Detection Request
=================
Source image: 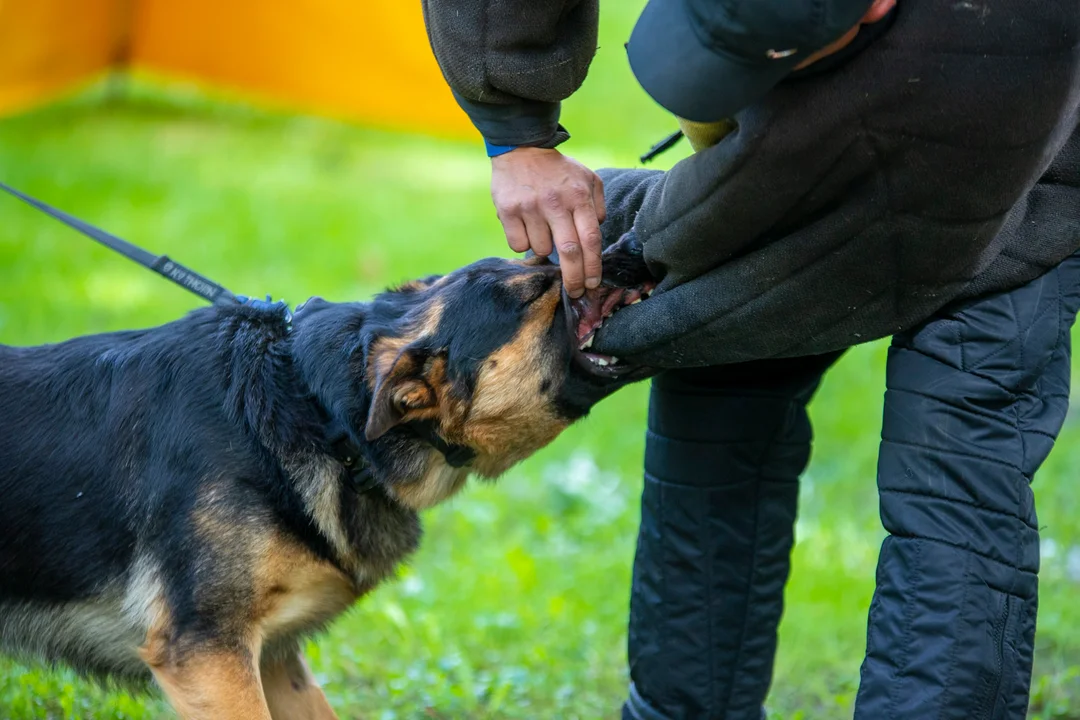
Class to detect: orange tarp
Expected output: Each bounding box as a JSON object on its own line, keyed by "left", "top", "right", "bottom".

{"left": 0, "top": 0, "right": 129, "bottom": 116}
{"left": 0, "top": 0, "right": 475, "bottom": 141}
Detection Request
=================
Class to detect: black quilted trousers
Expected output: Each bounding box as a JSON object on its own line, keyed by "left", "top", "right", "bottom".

{"left": 623, "top": 351, "right": 843, "bottom": 720}
{"left": 855, "top": 251, "right": 1080, "bottom": 719}
{"left": 623, "top": 252, "right": 1080, "bottom": 720}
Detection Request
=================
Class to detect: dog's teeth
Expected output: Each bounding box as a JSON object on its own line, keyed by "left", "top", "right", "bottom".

{"left": 610, "top": 357, "right": 620, "bottom": 364}
{"left": 630, "top": 298, "right": 642, "bottom": 305}
{"left": 596, "top": 358, "right": 610, "bottom": 367}
{"left": 580, "top": 336, "right": 594, "bottom": 350}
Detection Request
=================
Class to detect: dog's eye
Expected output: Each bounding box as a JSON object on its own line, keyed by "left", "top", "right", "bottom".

{"left": 521, "top": 289, "right": 545, "bottom": 307}
{"left": 519, "top": 277, "right": 555, "bottom": 308}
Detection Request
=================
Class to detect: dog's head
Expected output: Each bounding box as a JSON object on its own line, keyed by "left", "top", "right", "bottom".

{"left": 291, "top": 236, "right": 655, "bottom": 510}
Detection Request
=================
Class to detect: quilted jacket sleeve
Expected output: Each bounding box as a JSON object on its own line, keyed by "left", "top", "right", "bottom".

{"left": 420, "top": 0, "right": 599, "bottom": 147}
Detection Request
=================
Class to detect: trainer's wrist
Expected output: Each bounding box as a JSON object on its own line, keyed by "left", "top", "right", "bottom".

{"left": 484, "top": 139, "right": 519, "bottom": 158}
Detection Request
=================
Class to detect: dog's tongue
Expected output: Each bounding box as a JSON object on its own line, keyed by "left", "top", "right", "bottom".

{"left": 573, "top": 287, "right": 627, "bottom": 341}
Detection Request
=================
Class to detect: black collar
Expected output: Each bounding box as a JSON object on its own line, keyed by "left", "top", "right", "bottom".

{"left": 409, "top": 420, "right": 477, "bottom": 468}
{"left": 329, "top": 434, "right": 380, "bottom": 494}
{"left": 329, "top": 422, "right": 476, "bottom": 495}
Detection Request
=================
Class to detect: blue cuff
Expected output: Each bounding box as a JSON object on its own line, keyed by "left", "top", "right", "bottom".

{"left": 484, "top": 139, "right": 518, "bottom": 158}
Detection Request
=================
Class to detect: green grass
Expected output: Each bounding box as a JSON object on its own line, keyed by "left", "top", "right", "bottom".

{"left": 2, "top": 5, "right": 1080, "bottom": 718}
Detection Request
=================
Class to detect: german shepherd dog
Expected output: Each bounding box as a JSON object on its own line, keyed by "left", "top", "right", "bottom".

{"left": 0, "top": 235, "right": 654, "bottom": 719}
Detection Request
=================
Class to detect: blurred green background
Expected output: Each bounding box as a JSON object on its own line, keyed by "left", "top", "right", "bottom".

{"left": 2, "top": 4, "right": 1079, "bottom": 719}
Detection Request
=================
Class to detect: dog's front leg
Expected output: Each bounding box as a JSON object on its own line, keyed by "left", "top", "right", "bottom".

{"left": 140, "top": 634, "right": 272, "bottom": 720}
{"left": 262, "top": 648, "right": 340, "bottom": 720}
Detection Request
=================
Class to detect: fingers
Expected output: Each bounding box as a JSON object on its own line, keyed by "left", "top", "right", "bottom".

{"left": 592, "top": 171, "right": 607, "bottom": 225}
{"left": 501, "top": 215, "right": 529, "bottom": 254}
{"left": 567, "top": 171, "right": 605, "bottom": 292}
{"left": 489, "top": 148, "right": 607, "bottom": 297}
{"left": 549, "top": 211, "right": 585, "bottom": 297}
{"left": 521, "top": 205, "right": 554, "bottom": 258}
{"left": 573, "top": 205, "right": 603, "bottom": 292}
{"left": 495, "top": 195, "right": 553, "bottom": 258}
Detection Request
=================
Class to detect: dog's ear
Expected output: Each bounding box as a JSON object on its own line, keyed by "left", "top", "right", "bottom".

{"left": 365, "top": 349, "right": 438, "bottom": 441}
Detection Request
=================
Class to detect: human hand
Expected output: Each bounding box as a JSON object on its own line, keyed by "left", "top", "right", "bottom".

{"left": 491, "top": 147, "right": 606, "bottom": 298}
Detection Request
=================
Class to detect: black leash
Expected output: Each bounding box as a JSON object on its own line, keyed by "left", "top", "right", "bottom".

{"left": 0, "top": 180, "right": 239, "bottom": 307}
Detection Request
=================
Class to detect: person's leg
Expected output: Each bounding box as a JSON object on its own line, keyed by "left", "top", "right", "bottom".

{"left": 623, "top": 351, "right": 843, "bottom": 720}
{"left": 855, "top": 252, "right": 1080, "bottom": 719}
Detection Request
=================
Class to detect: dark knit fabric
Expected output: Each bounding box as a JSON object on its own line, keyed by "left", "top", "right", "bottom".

{"left": 420, "top": 0, "right": 598, "bottom": 147}
{"left": 590, "top": 0, "right": 1080, "bottom": 367}
{"left": 423, "top": 0, "right": 1080, "bottom": 369}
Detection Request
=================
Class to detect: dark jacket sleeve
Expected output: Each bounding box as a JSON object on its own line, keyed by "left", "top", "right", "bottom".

{"left": 596, "top": 168, "right": 664, "bottom": 244}
{"left": 420, "top": 0, "right": 599, "bottom": 147}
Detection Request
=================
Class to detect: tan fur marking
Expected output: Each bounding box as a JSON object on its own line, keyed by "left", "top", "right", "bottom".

{"left": 395, "top": 280, "right": 426, "bottom": 293}
{"left": 262, "top": 650, "right": 339, "bottom": 720}
{"left": 464, "top": 286, "right": 569, "bottom": 475}
{"left": 253, "top": 532, "right": 359, "bottom": 644}
{"left": 388, "top": 451, "right": 469, "bottom": 510}
{"left": 505, "top": 272, "right": 541, "bottom": 287}
{"left": 397, "top": 379, "right": 434, "bottom": 409}
{"left": 137, "top": 589, "right": 175, "bottom": 670}
{"left": 145, "top": 647, "right": 271, "bottom": 720}
{"left": 140, "top": 606, "right": 270, "bottom": 720}
{"left": 393, "top": 277, "right": 435, "bottom": 294}
{"left": 139, "top": 506, "right": 355, "bottom": 719}
{"left": 425, "top": 356, "right": 470, "bottom": 428}
{"left": 414, "top": 297, "right": 445, "bottom": 338}
{"left": 366, "top": 296, "right": 446, "bottom": 393}
{"left": 396, "top": 272, "right": 452, "bottom": 294}
{"left": 189, "top": 482, "right": 242, "bottom": 543}
{"left": 286, "top": 455, "right": 357, "bottom": 578}
{"left": 368, "top": 336, "right": 411, "bottom": 390}
{"left": 189, "top": 484, "right": 357, "bottom": 643}
{"left": 122, "top": 553, "right": 166, "bottom": 632}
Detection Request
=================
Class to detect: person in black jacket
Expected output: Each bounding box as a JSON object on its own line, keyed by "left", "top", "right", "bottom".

{"left": 421, "top": 0, "right": 1080, "bottom": 718}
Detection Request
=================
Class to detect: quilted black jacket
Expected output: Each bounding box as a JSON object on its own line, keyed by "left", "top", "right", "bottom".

{"left": 423, "top": 0, "right": 1080, "bottom": 368}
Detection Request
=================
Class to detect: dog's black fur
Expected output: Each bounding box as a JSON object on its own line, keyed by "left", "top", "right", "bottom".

{"left": 0, "top": 238, "right": 653, "bottom": 718}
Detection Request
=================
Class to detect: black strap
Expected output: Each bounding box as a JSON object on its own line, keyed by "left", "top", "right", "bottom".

{"left": 410, "top": 420, "right": 476, "bottom": 468}
{"left": 331, "top": 422, "right": 476, "bottom": 496}
{"left": 0, "top": 180, "right": 239, "bottom": 307}
{"left": 640, "top": 130, "right": 685, "bottom": 164}
{"left": 330, "top": 435, "right": 381, "bottom": 494}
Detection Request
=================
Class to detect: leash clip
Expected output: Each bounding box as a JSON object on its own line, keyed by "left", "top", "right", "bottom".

{"left": 235, "top": 294, "right": 293, "bottom": 325}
